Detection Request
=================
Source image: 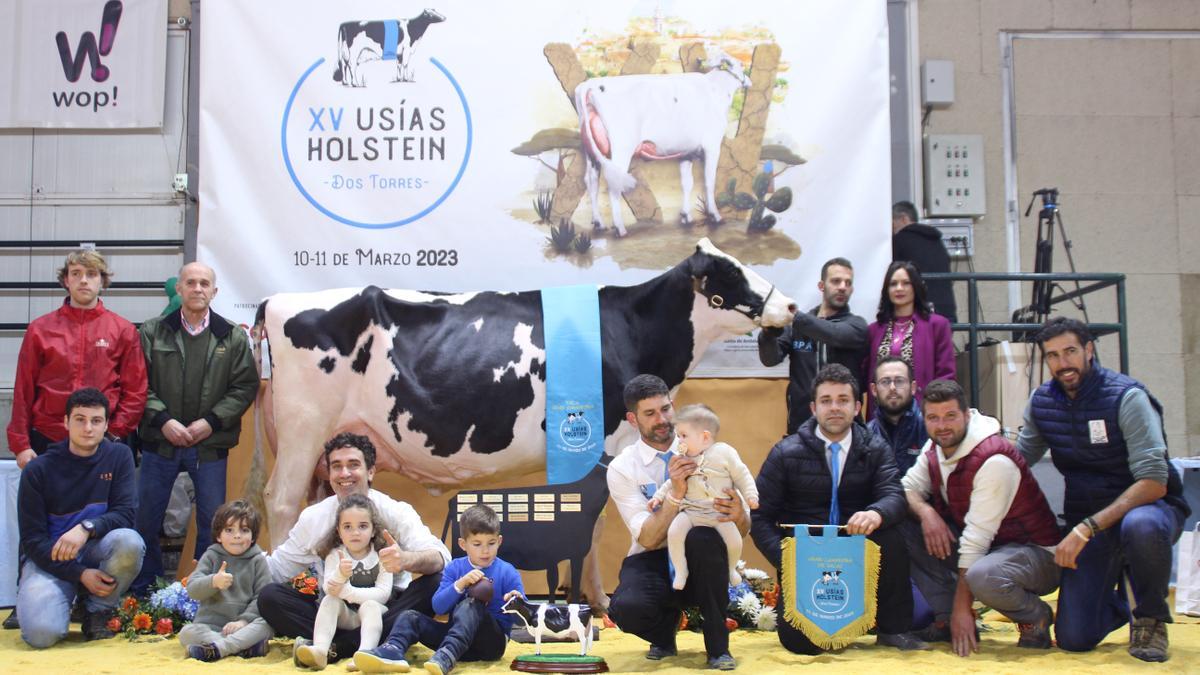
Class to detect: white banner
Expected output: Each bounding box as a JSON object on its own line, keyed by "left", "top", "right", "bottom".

{"left": 0, "top": 0, "right": 167, "bottom": 128}
{"left": 198, "top": 0, "right": 892, "bottom": 376}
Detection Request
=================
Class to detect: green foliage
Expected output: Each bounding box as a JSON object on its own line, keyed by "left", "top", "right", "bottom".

{"left": 573, "top": 231, "right": 592, "bottom": 253}
{"left": 715, "top": 171, "right": 793, "bottom": 233}
{"left": 548, "top": 220, "right": 577, "bottom": 253}
{"left": 533, "top": 191, "right": 554, "bottom": 224}
{"left": 547, "top": 219, "right": 593, "bottom": 256}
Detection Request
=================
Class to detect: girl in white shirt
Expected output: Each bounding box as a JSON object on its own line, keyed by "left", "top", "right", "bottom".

{"left": 295, "top": 493, "right": 394, "bottom": 670}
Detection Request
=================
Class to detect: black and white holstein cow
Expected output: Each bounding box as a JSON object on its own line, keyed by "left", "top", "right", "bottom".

{"left": 501, "top": 595, "right": 593, "bottom": 656}
{"left": 252, "top": 239, "right": 795, "bottom": 601}
{"left": 575, "top": 46, "right": 750, "bottom": 237}
{"left": 332, "top": 9, "right": 445, "bottom": 86}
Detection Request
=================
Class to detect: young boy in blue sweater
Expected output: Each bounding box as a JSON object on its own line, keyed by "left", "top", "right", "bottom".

{"left": 354, "top": 504, "right": 523, "bottom": 674}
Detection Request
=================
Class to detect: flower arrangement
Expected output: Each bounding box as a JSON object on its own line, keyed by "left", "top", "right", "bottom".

{"left": 681, "top": 560, "right": 777, "bottom": 632}
{"left": 109, "top": 580, "right": 197, "bottom": 640}
{"left": 291, "top": 570, "right": 320, "bottom": 595}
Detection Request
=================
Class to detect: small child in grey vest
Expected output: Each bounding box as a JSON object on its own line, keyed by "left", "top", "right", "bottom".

{"left": 180, "top": 499, "right": 273, "bottom": 661}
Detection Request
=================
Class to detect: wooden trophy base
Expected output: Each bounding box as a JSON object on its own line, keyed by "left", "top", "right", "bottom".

{"left": 510, "top": 654, "right": 608, "bottom": 673}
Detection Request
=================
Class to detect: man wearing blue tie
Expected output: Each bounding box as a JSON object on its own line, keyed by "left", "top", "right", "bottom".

{"left": 751, "top": 364, "right": 927, "bottom": 654}
{"left": 606, "top": 375, "right": 747, "bottom": 671}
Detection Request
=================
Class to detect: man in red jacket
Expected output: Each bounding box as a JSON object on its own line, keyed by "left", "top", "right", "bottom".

{"left": 7, "top": 249, "right": 147, "bottom": 468}
{"left": 901, "top": 379, "right": 1060, "bottom": 657}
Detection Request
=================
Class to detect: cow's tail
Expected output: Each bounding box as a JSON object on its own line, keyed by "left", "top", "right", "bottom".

{"left": 575, "top": 84, "right": 637, "bottom": 195}
{"left": 243, "top": 300, "right": 272, "bottom": 523}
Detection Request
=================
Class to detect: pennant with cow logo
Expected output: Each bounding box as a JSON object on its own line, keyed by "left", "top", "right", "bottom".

{"left": 541, "top": 284, "right": 604, "bottom": 484}
{"left": 781, "top": 525, "right": 880, "bottom": 649}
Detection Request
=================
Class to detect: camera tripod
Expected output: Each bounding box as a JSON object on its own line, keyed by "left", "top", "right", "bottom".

{"left": 1012, "top": 187, "right": 1090, "bottom": 338}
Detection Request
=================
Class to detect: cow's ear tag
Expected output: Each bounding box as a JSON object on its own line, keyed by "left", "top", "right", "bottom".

{"left": 709, "top": 294, "right": 724, "bottom": 308}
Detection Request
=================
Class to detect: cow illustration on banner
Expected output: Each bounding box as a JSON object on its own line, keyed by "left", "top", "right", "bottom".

{"left": 332, "top": 9, "right": 445, "bottom": 87}
{"left": 781, "top": 525, "right": 881, "bottom": 649}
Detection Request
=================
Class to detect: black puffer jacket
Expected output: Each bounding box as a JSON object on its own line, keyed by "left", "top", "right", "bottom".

{"left": 750, "top": 418, "right": 906, "bottom": 569}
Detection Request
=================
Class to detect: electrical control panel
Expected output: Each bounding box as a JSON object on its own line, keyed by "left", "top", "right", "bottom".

{"left": 925, "top": 134, "right": 985, "bottom": 217}
{"left": 925, "top": 217, "right": 974, "bottom": 259}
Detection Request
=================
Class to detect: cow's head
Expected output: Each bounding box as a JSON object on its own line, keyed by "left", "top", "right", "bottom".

{"left": 501, "top": 594, "right": 534, "bottom": 625}
{"left": 685, "top": 238, "right": 796, "bottom": 333}
{"left": 703, "top": 46, "right": 750, "bottom": 89}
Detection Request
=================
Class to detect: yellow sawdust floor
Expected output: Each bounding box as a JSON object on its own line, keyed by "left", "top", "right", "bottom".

{"left": 2, "top": 611, "right": 1198, "bottom": 675}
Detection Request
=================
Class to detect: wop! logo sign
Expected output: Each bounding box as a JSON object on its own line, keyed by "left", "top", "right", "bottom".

{"left": 0, "top": 0, "right": 165, "bottom": 128}
{"left": 281, "top": 8, "right": 473, "bottom": 229}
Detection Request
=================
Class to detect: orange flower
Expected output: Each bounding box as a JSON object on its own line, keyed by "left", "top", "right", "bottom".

{"left": 121, "top": 596, "right": 139, "bottom": 613}
{"left": 132, "top": 612, "right": 152, "bottom": 631}
{"left": 155, "top": 618, "right": 174, "bottom": 635}
{"left": 762, "top": 589, "right": 777, "bottom": 608}
{"left": 724, "top": 617, "right": 738, "bottom": 632}
{"left": 106, "top": 617, "right": 123, "bottom": 633}
{"left": 678, "top": 612, "right": 688, "bottom": 631}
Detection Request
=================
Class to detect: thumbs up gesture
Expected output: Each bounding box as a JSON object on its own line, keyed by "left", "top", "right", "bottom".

{"left": 212, "top": 561, "right": 233, "bottom": 590}
{"left": 379, "top": 529, "right": 409, "bottom": 574}
{"left": 337, "top": 550, "right": 354, "bottom": 579}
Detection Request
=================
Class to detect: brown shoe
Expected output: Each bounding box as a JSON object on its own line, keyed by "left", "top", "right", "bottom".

{"left": 82, "top": 610, "right": 116, "bottom": 641}
{"left": 1016, "top": 601, "right": 1053, "bottom": 649}
{"left": 1128, "top": 617, "right": 1168, "bottom": 662}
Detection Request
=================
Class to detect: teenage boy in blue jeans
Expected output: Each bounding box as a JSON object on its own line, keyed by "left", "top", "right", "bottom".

{"left": 16, "top": 387, "right": 144, "bottom": 648}
{"left": 355, "top": 504, "right": 523, "bottom": 674}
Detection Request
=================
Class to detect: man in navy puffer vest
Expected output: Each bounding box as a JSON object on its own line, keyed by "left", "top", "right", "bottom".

{"left": 1017, "top": 317, "right": 1189, "bottom": 663}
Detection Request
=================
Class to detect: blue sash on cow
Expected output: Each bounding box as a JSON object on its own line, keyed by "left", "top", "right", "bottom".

{"left": 541, "top": 285, "right": 604, "bottom": 484}
{"left": 382, "top": 20, "right": 400, "bottom": 60}
{"left": 781, "top": 525, "right": 880, "bottom": 649}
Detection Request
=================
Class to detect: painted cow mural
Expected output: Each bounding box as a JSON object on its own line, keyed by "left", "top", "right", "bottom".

{"left": 575, "top": 46, "right": 750, "bottom": 236}
{"left": 251, "top": 238, "right": 795, "bottom": 603}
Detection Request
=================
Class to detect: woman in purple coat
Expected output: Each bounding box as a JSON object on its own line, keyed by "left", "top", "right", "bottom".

{"left": 863, "top": 261, "right": 956, "bottom": 416}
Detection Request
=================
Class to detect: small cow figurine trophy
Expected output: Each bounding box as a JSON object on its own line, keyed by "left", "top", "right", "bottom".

{"left": 502, "top": 594, "right": 606, "bottom": 673}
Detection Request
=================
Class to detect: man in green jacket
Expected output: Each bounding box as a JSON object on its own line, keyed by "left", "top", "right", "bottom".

{"left": 131, "top": 262, "right": 258, "bottom": 595}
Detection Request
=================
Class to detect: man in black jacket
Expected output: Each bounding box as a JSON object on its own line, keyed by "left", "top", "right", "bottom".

{"left": 892, "top": 201, "right": 957, "bottom": 322}
{"left": 752, "top": 364, "right": 926, "bottom": 654}
{"left": 757, "top": 257, "right": 867, "bottom": 434}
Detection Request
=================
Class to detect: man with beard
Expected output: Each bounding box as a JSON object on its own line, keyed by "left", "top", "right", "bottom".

{"left": 758, "top": 257, "right": 867, "bottom": 434}
{"left": 752, "top": 364, "right": 926, "bottom": 654}
{"left": 867, "top": 356, "right": 927, "bottom": 475}
{"left": 1017, "top": 317, "right": 1189, "bottom": 662}
{"left": 902, "top": 380, "right": 1060, "bottom": 657}
{"left": 258, "top": 432, "right": 450, "bottom": 666}
{"left": 607, "top": 375, "right": 747, "bottom": 671}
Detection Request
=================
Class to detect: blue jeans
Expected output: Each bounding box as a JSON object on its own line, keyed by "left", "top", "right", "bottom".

{"left": 383, "top": 600, "right": 507, "bottom": 667}
{"left": 1056, "top": 500, "right": 1185, "bottom": 651}
{"left": 17, "top": 528, "right": 144, "bottom": 648}
{"left": 132, "top": 447, "right": 227, "bottom": 594}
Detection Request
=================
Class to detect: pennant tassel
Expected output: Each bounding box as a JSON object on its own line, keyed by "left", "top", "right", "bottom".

{"left": 781, "top": 535, "right": 882, "bottom": 650}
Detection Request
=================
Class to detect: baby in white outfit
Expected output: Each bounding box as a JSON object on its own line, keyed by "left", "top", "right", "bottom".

{"left": 648, "top": 404, "right": 759, "bottom": 589}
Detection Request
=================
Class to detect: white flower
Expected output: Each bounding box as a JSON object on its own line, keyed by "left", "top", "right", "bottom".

{"left": 742, "top": 567, "right": 768, "bottom": 582}
{"left": 736, "top": 593, "right": 762, "bottom": 617}
{"left": 735, "top": 559, "right": 747, "bottom": 572}
{"left": 756, "top": 607, "right": 777, "bottom": 631}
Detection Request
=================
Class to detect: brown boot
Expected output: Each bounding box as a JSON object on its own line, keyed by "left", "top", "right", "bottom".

{"left": 1128, "top": 617, "right": 1168, "bottom": 662}
{"left": 1016, "top": 601, "right": 1053, "bottom": 649}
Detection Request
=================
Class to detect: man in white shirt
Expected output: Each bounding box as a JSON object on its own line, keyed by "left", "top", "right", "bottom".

{"left": 902, "top": 379, "right": 1060, "bottom": 657}
{"left": 606, "top": 375, "right": 747, "bottom": 671}
{"left": 257, "top": 432, "right": 451, "bottom": 665}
